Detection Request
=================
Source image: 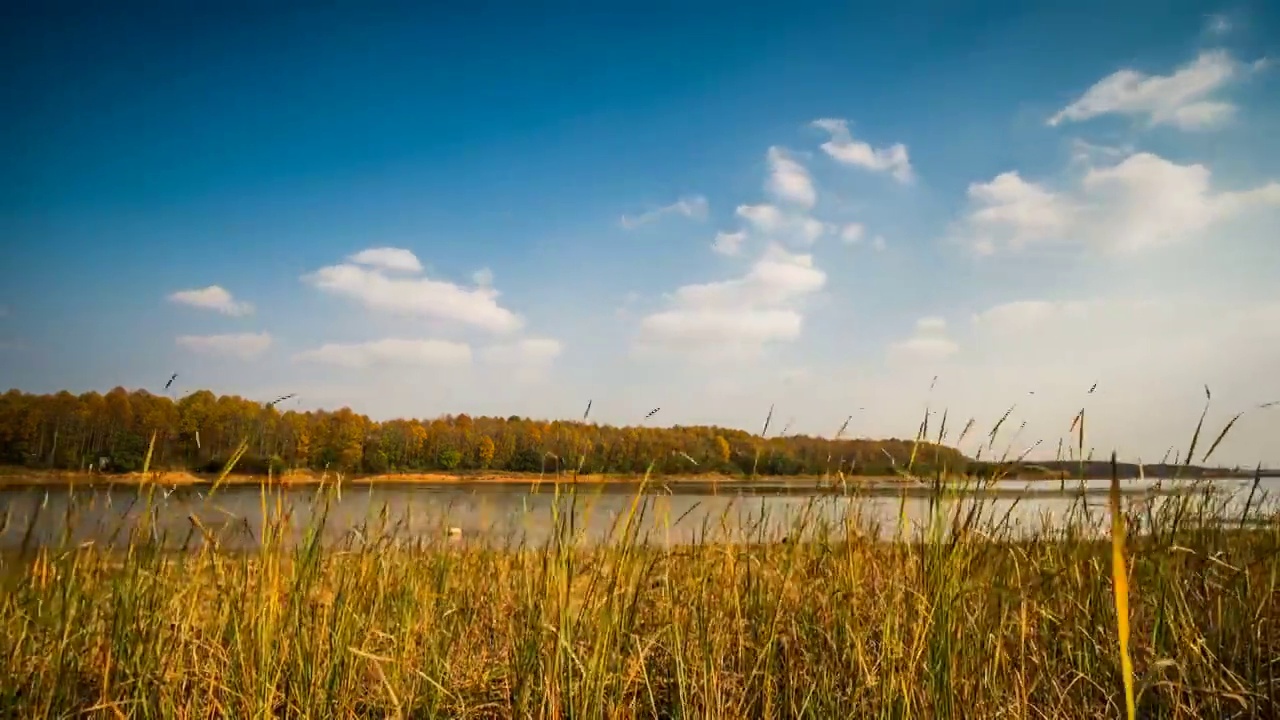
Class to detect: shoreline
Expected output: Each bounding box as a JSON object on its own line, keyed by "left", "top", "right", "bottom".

{"left": 0, "top": 465, "right": 1252, "bottom": 489}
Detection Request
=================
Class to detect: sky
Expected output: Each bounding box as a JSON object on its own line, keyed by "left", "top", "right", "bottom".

{"left": 2, "top": 2, "right": 1279, "bottom": 466}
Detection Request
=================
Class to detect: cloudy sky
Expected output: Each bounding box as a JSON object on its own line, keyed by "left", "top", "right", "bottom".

{"left": 2, "top": 2, "right": 1279, "bottom": 465}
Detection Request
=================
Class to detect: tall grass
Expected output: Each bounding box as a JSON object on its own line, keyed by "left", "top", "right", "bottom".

{"left": 1, "top": 475, "right": 1276, "bottom": 717}
{"left": 1, "top": 408, "right": 1278, "bottom": 718}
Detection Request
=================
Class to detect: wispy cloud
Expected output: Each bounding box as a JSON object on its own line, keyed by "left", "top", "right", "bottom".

{"left": 293, "top": 338, "right": 472, "bottom": 368}
{"left": 1204, "top": 13, "right": 1232, "bottom": 36}
{"left": 1048, "top": 50, "right": 1263, "bottom": 131}
{"left": 619, "top": 195, "right": 709, "bottom": 229}
{"left": 175, "top": 332, "right": 272, "bottom": 359}
{"left": 479, "top": 337, "right": 563, "bottom": 365}
{"left": 711, "top": 231, "right": 747, "bottom": 256}
{"left": 811, "top": 118, "right": 913, "bottom": 183}
{"left": 167, "top": 285, "right": 254, "bottom": 316}
{"left": 888, "top": 316, "right": 958, "bottom": 362}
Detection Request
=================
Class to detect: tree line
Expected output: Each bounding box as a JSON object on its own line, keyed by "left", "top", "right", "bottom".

{"left": 0, "top": 387, "right": 972, "bottom": 477}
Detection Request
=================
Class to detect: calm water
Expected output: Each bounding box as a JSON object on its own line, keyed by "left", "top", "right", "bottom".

{"left": 0, "top": 476, "right": 1274, "bottom": 551}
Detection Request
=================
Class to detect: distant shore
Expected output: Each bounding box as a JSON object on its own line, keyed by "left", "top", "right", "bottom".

{"left": 0, "top": 467, "right": 846, "bottom": 488}
{"left": 0, "top": 464, "right": 1256, "bottom": 489}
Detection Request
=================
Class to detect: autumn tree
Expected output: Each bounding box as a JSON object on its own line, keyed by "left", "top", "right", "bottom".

{"left": 0, "top": 387, "right": 973, "bottom": 478}
{"left": 476, "top": 435, "right": 495, "bottom": 469}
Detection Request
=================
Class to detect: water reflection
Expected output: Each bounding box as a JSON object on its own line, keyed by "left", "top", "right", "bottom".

{"left": 0, "top": 476, "right": 1274, "bottom": 552}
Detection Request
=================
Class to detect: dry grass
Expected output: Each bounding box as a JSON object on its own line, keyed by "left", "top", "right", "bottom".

{"left": 0, "top": 473, "right": 1277, "bottom": 719}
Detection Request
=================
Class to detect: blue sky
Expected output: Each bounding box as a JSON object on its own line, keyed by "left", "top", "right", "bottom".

{"left": 3, "top": 2, "right": 1279, "bottom": 465}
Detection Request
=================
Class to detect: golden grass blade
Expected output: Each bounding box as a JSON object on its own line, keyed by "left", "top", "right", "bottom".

{"left": 1108, "top": 452, "right": 1137, "bottom": 720}
{"left": 1200, "top": 412, "right": 1243, "bottom": 464}
{"left": 140, "top": 430, "right": 157, "bottom": 478}
{"left": 209, "top": 437, "right": 251, "bottom": 496}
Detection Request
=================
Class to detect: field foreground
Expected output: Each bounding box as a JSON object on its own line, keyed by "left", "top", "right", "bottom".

{"left": 1, "top": 489, "right": 1278, "bottom": 718}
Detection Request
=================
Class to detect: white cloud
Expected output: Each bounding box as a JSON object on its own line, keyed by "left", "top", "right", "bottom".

{"left": 480, "top": 337, "right": 563, "bottom": 365}
{"left": 167, "top": 285, "right": 254, "bottom": 317}
{"left": 472, "top": 267, "right": 494, "bottom": 287}
{"left": 736, "top": 204, "right": 784, "bottom": 234}
{"left": 811, "top": 118, "right": 913, "bottom": 183}
{"left": 872, "top": 235, "right": 887, "bottom": 252}
{"left": 915, "top": 316, "right": 947, "bottom": 333}
{"left": 920, "top": 293, "right": 1280, "bottom": 464}
{"left": 971, "top": 299, "right": 1092, "bottom": 334}
{"left": 637, "top": 243, "right": 826, "bottom": 355}
{"left": 961, "top": 172, "right": 1073, "bottom": 255}
{"left": 348, "top": 247, "right": 424, "bottom": 273}
{"left": 620, "top": 195, "right": 709, "bottom": 229}
{"left": 955, "top": 152, "right": 1280, "bottom": 255}
{"left": 840, "top": 223, "right": 865, "bottom": 244}
{"left": 477, "top": 337, "right": 564, "bottom": 382}
{"left": 712, "top": 231, "right": 746, "bottom": 256}
{"left": 293, "top": 338, "right": 472, "bottom": 368}
{"left": 735, "top": 204, "right": 826, "bottom": 247}
{"left": 1048, "top": 50, "right": 1262, "bottom": 131}
{"left": 302, "top": 248, "right": 522, "bottom": 333}
{"left": 888, "top": 316, "right": 959, "bottom": 362}
{"left": 765, "top": 146, "right": 816, "bottom": 208}
{"left": 175, "top": 332, "right": 272, "bottom": 360}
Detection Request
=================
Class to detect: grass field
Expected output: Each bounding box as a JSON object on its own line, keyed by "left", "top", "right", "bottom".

{"left": 1, "top": 464, "right": 1277, "bottom": 719}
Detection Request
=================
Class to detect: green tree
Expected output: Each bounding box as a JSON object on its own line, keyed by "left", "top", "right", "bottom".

{"left": 438, "top": 447, "right": 462, "bottom": 470}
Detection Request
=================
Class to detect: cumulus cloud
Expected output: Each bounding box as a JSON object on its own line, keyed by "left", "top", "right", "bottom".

{"left": 711, "top": 231, "right": 747, "bottom": 256}
{"left": 348, "top": 247, "right": 424, "bottom": 273}
{"left": 620, "top": 195, "right": 709, "bottom": 229}
{"left": 302, "top": 247, "right": 522, "bottom": 333}
{"left": 960, "top": 172, "right": 1074, "bottom": 255}
{"left": 811, "top": 118, "right": 913, "bottom": 183}
{"left": 293, "top": 338, "right": 472, "bottom": 368}
{"left": 1048, "top": 50, "right": 1263, "bottom": 131}
{"left": 956, "top": 152, "right": 1280, "bottom": 255}
{"left": 888, "top": 317, "right": 959, "bottom": 362}
{"left": 765, "top": 147, "right": 816, "bottom": 208}
{"left": 472, "top": 267, "right": 494, "bottom": 287}
{"left": 636, "top": 243, "right": 826, "bottom": 355}
{"left": 175, "top": 332, "right": 272, "bottom": 360}
{"left": 167, "top": 285, "right": 254, "bottom": 316}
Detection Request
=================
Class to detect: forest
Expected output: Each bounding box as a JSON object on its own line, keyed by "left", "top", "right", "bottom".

{"left": 0, "top": 387, "right": 973, "bottom": 478}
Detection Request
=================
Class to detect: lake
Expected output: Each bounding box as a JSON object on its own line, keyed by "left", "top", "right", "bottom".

{"left": 1, "top": 475, "right": 1274, "bottom": 551}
